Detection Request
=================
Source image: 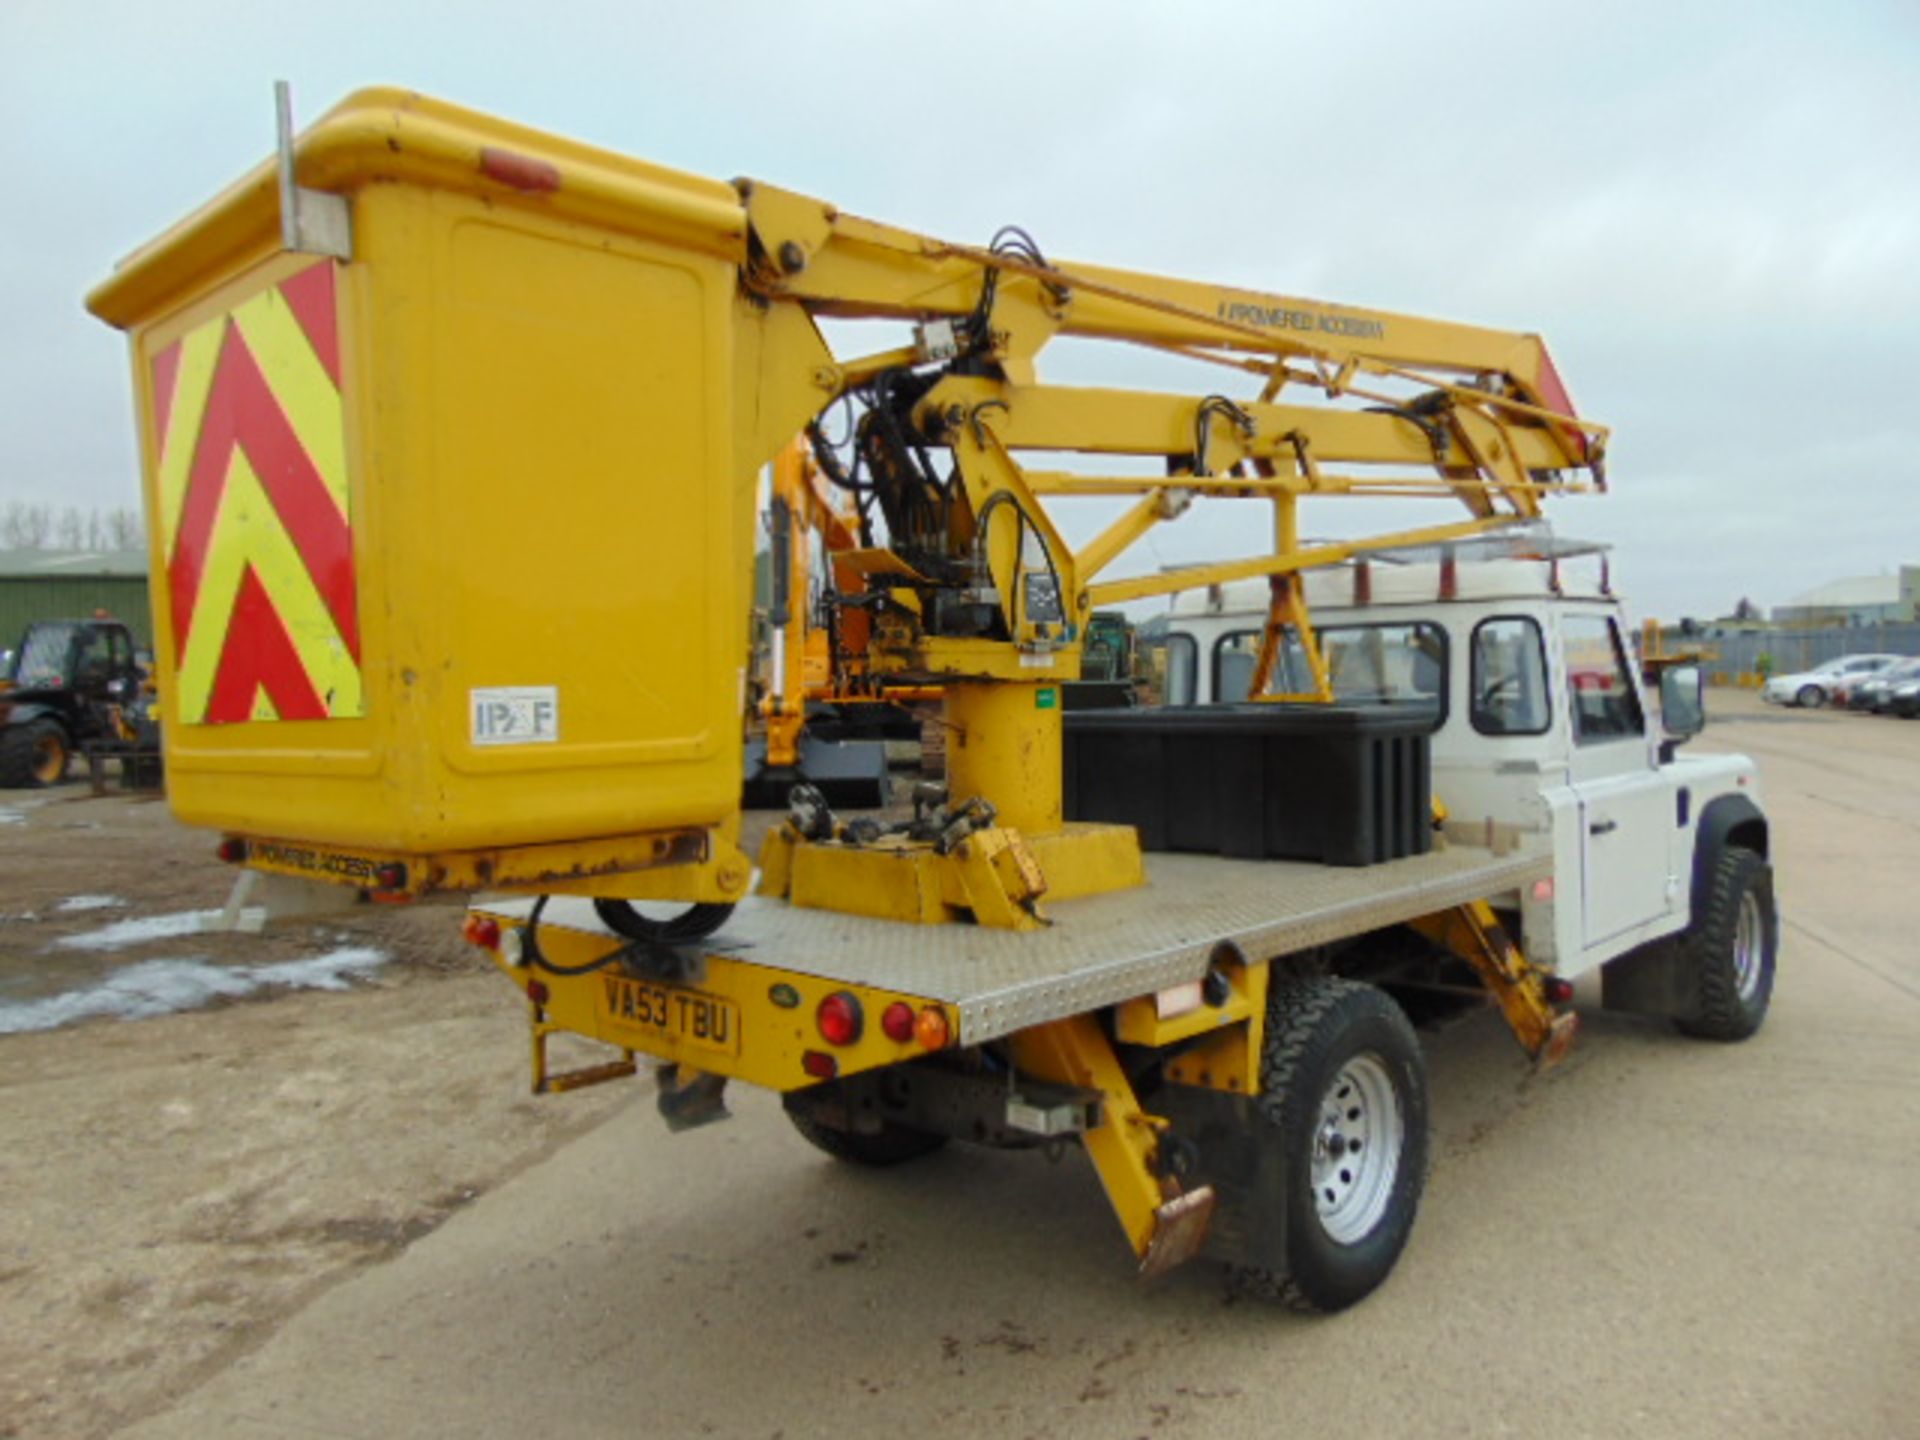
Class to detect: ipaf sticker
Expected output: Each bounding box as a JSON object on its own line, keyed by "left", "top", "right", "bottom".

{"left": 471, "top": 686, "right": 559, "bottom": 745}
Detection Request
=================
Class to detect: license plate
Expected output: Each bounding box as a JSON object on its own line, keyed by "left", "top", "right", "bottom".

{"left": 598, "top": 975, "right": 740, "bottom": 1057}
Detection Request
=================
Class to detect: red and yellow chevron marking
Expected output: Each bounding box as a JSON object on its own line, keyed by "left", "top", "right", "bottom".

{"left": 149, "top": 260, "right": 361, "bottom": 725}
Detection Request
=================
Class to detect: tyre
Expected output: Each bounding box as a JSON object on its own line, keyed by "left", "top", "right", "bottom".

{"left": 592, "top": 899, "right": 735, "bottom": 943}
{"left": 1675, "top": 847, "right": 1776, "bottom": 1042}
{"left": 0, "top": 719, "right": 69, "bottom": 788}
{"left": 1794, "top": 684, "right": 1822, "bottom": 708}
{"left": 783, "top": 1105, "right": 948, "bottom": 1166}
{"left": 1229, "top": 978, "right": 1430, "bottom": 1313}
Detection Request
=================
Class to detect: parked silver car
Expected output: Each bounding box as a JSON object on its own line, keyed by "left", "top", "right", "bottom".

{"left": 1761, "top": 653, "right": 1904, "bottom": 708}
{"left": 1849, "top": 658, "right": 1920, "bottom": 713}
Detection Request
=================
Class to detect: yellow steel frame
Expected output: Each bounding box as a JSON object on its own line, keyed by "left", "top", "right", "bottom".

{"left": 759, "top": 817, "right": 1143, "bottom": 929}
{"left": 728, "top": 173, "right": 1602, "bottom": 920}
{"left": 758, "top": 443, "right": 820, "bottom": 772}
{"left": 1116, "top": 945, "right": 1270, "bottom": 1097}
{"left": 1410, "top": 901, "right": 1579, "bottom": 1067}
{"left": 1008, "top": 1015, "right": 1215, "bottom": 1276}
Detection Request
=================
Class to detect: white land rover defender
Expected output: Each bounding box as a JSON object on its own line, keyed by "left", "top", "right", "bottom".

{"left": 1162, "top": 539, "right": 1775, "bottom": 1039}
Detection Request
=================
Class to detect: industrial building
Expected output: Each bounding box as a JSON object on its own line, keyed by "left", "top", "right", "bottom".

{"left": 1771, "top": 566, "right": 1920, "bottom": 627}
{"left": 0, "top": 549, "right": 151, "bottom": 651}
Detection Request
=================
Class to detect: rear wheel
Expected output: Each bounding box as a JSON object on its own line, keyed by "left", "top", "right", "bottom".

{"left": 1675, "top": 847, "right": 1776, "bottom": 1041}
{"left": 0, "top": 719, "right": 69, "bottom": 788}
{"left": 592, "top": 899, "right": 735, "bottom": 943}
{"left": 1229, "top": 977, "right": 1430, "bottom": 1313}
{"left": 783, "top": 1105, "right": 948, "bottom": 1166}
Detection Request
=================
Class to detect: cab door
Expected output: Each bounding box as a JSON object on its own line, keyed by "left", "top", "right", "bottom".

{"left": 1560, "top": 612, "right": 1677, "bottom": 950}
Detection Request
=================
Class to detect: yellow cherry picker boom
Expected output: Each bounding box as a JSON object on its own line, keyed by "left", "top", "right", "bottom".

{"left": 89, "top": 89, "right": 1777, "bottom": 1311}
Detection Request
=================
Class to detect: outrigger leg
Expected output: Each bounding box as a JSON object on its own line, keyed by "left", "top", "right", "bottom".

{"left": 1009, "top": 1014, "right": 1216, "bottom": 1277}
{"left": 1411, "top": 900, "right": 1579, "bottom": 1068}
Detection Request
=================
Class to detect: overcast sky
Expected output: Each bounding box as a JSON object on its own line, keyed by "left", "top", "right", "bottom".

{"left": 3, "top": 0, "right": 1915, "bottom": 621}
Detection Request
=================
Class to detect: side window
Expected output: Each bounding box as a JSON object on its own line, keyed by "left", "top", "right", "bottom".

{"left": 1561, "top": 614, "right": 1645, "bottom": 744}
{"left": 1213, "top": 623, "right": 1447, "bottom": 729}
{"left": 1318, "top": 623, "right": 1447, "bottom": 722}
{"left": 71, "top": 628, "right": 112, "bottom": 688}
{"left": 1164, "top": 634, "right": 1197, "bottom": 705}
{"left": 1213, "top": 629, "right": 1316, "bottom": 704}
{"left": 1213, "top": 631, "right": 1261, "bottom": 703}
{"left": 1471, "top": 617, "right": 1550, "bottom": 735}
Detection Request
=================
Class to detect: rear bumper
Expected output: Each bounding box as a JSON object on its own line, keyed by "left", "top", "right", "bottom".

{"left": 470, "top": 902, "right": 958, "bottom": 1094}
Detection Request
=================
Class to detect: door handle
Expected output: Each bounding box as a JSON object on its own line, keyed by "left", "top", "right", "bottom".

{"left": 1588, "top": 819, "right": 1618, "bottom": 836}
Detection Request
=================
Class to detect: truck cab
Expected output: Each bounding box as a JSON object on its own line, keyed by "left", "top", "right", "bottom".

{"left": 1162, "top": 541, "right": 1767, "bottom": 987}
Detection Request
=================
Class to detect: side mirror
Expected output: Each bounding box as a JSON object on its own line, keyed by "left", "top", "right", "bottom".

{"left": 1659, "top": 663, "right": 1706, "bottom": 745}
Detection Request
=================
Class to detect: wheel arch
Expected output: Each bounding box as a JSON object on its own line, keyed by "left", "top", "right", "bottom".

{"left": 3, "top": 701, "right": 66, "bottom": 731}
{"left": 1606, "top": 795, "right": 1772, "bottom": 1023}
{"left": 1691, "top": 793, "right": 1767, "bottom": 924}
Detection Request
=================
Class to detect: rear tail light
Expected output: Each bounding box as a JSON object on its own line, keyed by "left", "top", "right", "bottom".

{"left": 374, "top": 862, "right": 408, "bottom": 892}
{"left": 1543, "top": 977, "right": 1575, "bottom": 1004}
{"left": 881, "top": 1001, "right": 916, "bottom": 1043}
{"left": 462, "top": 915, "right": 501, "bottom": 949}
{"left": 801, "top": 1050, "right": 839, "bottom": 1080}
{"left": 914, "top": 1006, "right": 950, "bottom": 1051}
{"left": 816, "top": 991, "right": 863, "bottom": 1047}
{"left": 216, "top": 837, "right": 247, "bottom": 864}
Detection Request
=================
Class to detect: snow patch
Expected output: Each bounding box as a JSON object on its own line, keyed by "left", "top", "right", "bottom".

{"left": 56, "top": 894, "right": 126, "bottom": 913}
{"left": 0, "top": 947, "right": 391, "bottom": 1035}
{"left": 55, "top": 909, "right": 220, "bottom": 951}
{"left": 0, "top": 810, "right": 24, "bottom": 826}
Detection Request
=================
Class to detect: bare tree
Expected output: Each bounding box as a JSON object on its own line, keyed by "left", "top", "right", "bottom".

{"left": 2, "top": 502, "right": 52, "bottom": 549}
{"left": 54, "top": 506, "right": 85, "bottom": 550}
{"left": 104, "top": 507, "right": 145, "bottom": 550}
{"left": 0, "top": 502, "right": 146, "bottom": 551}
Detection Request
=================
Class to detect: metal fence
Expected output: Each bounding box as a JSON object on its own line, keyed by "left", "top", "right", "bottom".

{"left": 1686, "top": 624, "right": 1920, "bottom": 683}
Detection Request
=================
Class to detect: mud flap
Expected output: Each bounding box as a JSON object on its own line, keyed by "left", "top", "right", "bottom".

{"left": 657, "top": 1064, "right": 730, "bottom": 1131}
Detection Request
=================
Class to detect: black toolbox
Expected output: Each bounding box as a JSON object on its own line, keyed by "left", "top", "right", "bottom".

{"left": 1062, "top": 704, "right": 1433, "bottom": 866}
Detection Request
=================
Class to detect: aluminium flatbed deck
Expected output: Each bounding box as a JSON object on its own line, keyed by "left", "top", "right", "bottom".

{"left": 489, "top": 840, "right": 1549, "bottom": 1043}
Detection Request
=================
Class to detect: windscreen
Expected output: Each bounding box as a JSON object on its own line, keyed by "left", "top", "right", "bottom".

{"left": 8, "top": 624, "right": 78, "bottom": 688}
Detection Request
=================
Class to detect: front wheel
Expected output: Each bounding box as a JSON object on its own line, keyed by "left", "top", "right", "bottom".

{"left": 592, "top": 899, "right": 735, "bottom": 944}
{"left": 1794, "top": 684, "right": 1823, "bottom": 708}
{"left": 1675, "top": 847, "right": 1776, "bottom": 1041}
{"left": 1230, "top": 978, "right": 1430, "bottom": 1313}
{"left": 0, "top": 719, "right": 69, "bottom": 788}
